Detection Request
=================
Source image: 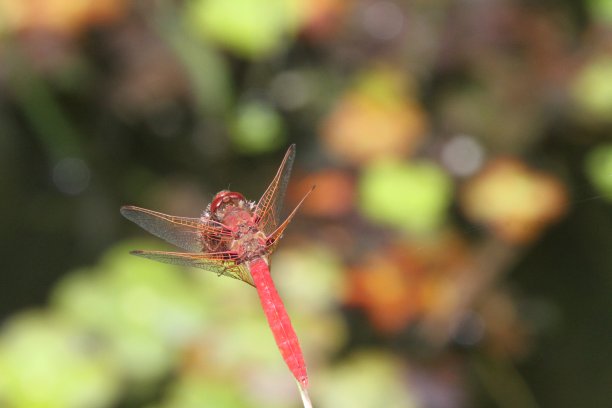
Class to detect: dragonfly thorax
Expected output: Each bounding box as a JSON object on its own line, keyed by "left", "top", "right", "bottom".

{"left": 230, "top": 229, "right": 267, "bottom": 262}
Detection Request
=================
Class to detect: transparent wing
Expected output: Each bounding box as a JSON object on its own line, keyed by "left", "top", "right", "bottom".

{"left": 121, "top": 206, "right": 232, "bottom": 252}
{"left": 130, "top": 249, "right": 254, "bottom": 286}
{"left": 255, "top": 144, "right": 296, "bottom": 236}
{"left": 265, "top": 186, "right": 314, "bottom": 255}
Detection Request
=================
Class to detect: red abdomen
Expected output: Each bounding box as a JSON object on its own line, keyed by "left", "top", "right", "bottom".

{"left": 248, "top": 258, "right": 308, "bottom": 389}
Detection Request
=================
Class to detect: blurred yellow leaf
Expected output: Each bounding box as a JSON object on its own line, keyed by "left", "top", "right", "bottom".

{"left": 321, "top": 66, "right": 427, "bottom": 165}
{"left": 460, "top": 158, "right": 568, "bottom": 244}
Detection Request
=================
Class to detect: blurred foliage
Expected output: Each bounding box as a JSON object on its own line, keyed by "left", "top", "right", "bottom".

{"left": 0, "top": 313, "right": 119, "bottom": 408}
{"left": 53, "top": 242, "right": 208, "bottom": 385}
{"left": 321, "top": 66, "right": 427, "bottom": 165}
{"left": 572, "top": 56, "right": 612, "bottom": 121}
{"left": 186, "top": 0, "right": 301, "bottom": 58}
{"left": 359, "top": 159, "right": 452, "bottom": 233}
{"left": 1, "top": 0, "right": 612, "bottom": 407}
{"left": 460, "top": 158, "right": 568, "bottom": 244}
{"left": 585, "top": 143, "right": 612, "bottom": 200}
{"left": 316, "top": 352, "right": 418, "bottom": 408}
{"left": 230, "top": 101, "right": 286, "bottom": 154}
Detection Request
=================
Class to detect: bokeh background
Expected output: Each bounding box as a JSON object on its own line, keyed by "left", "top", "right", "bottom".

{"left": 1, "top": 0, "right": 612, "bottom": 407}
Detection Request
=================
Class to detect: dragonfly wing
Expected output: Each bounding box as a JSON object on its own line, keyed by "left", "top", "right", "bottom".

{"left": 121, "top": 206, "right": 231, "bottom": 253}
{"left": 255, "top": 145, "right": 296, "bottom": 235}
{"left": 131, "top": 249, "right": 254, "bottom": 286}
{"left": 265, "top": 186, "right": 314, "bottom": 255}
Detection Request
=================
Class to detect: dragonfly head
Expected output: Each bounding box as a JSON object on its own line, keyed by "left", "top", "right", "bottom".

{"left": 210, "top": 190, "right": 247, "bottom": 218}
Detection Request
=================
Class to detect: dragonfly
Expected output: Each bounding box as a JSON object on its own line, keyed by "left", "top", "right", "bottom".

{"left": 120, "top": 145, "right": 313, "bottom": 407}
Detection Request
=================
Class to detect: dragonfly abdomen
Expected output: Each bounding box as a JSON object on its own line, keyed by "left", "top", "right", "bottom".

{"left": 248, "top": 257, "right": 308, "bottom": 389}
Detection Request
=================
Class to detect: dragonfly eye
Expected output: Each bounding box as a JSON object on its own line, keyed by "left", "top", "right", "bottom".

{"left": 210, "top": 191, "right": 246, "bottom": 214}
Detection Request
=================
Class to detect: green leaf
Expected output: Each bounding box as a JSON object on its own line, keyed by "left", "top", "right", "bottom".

{"left": 316, "top": 351, "right": 417, "bottom": 408}
{"left": 0, "top": 312, "right": 119, "bottom": 408}
{"left": 572, "top": 56, "right": 612, "bottom": 120}
{"left": 585, "top": 143, "right": 612, "bottom": 200}
{"left": 230, "top": 101, "right": 286, "bottom": 154}
{"left": 186, "top": 0, "right": 301, "bottom": 58}
{"left": 587, "top": 0, "right": 612, "bottom": 23}
{"left": 359, "top": 159, "right": 453, "bottom": 233}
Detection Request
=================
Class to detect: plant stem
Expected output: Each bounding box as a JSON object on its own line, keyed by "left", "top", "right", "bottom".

{"left": 298, "top": 382, "right": 313, "bottom": 408}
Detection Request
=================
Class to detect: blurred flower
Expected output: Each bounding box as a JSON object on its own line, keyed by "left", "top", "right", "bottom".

{"left": 460, "top": 158, "right": 568, "bottom": 244}
{"left": 585, "top": 143, "right": 612, "bottom": 201}
{"left": 0, "top": 312, "right": 119, "bottom": 408}
{"left": 321, "top": 66, "right": 427, "bottom": 165}
{"left": 185, "top": 0, "right": 301, "bottom": 58}
{"left": 359, "top": 159, "right": 453, "bottom": 234}
{"left": 0, "top": 0, "right": 128, "bottom": 36}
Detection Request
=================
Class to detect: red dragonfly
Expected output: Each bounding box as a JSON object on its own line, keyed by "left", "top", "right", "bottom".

{"left": 120, "top": 145, "right": 313, "bottom": 406}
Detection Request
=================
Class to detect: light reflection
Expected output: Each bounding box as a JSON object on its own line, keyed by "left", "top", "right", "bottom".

{"left": 269, "top": 71, "right": 312, "bottom": 111}
{"left": 52, "top": 157, "right": 90, "bottom": 195}
{"left": 441, "top": 134, "right": 484, "bottom": 177}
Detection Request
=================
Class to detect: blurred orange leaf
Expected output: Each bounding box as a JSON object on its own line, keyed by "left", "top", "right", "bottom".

{"left": 290, "top": 170, "right": 355, "bottom": 217}
{"left": 0, "top": 0, "right": 128, "bottom": 36}
{"left": 321, "top": 66, "right": 427, "bottom": 165}
{"left": 299, "top": 0, "right": 351, "bottom": 40}
{"left": 346, "top": 233, "right": 473, "bottom": 333}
